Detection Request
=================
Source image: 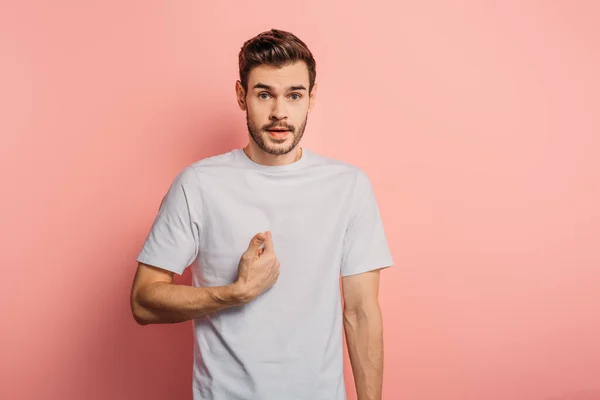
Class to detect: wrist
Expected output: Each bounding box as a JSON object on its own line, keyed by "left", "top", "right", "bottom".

{"left": 230, "top": 281, "right": 254, "bottom": 304}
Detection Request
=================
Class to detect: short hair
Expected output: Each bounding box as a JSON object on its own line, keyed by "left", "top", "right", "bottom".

{"left": 238, "top": 29, "right": 316, "bottom": 93}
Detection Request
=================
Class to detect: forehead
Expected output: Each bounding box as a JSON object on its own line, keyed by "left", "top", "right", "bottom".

{"left": 248, "top": 61, "right": 309, "bottom": 90}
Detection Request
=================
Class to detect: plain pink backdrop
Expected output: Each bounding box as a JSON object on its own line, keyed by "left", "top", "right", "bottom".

{"left": 1, "top": 1, "right": 599, "bottom": 399}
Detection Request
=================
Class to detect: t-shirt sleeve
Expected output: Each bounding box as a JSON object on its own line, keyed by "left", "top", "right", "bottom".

{"left": 136, "top": 166, "right": 201, "bottom": 275}
{"left": 341, "top": 171, "right": 394, "bottom": 277}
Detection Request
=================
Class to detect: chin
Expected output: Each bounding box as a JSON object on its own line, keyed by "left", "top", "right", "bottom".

{"left": 263, "top": 140, "right": 295, "bottom": 155}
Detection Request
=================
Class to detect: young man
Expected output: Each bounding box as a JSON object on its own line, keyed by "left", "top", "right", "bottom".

{"left": 131, "top": 29, "right": 394, "bottom": 400}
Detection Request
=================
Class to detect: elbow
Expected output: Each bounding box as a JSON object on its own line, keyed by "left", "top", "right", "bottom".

{"left": 132, "top": 308, "right": 150, "bottom": 326}
{"left": 343, "top": 307, "right": 361, "bottom": 330}
{"left": 343, "top": 302, "right": 382, "bottom": 326}
{"left": 130, "top": 289, "right": 152, "bottom": 326}
{"left": 131, "top": 300, "right": 150, "bottom": 326}
{"left": 343, "top": 307, "right": 359, "bottom": 321}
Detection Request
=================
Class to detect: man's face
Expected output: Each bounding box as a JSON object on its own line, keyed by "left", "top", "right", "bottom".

{"left": 237, "top": 62, "right": 316, "bottom": 156}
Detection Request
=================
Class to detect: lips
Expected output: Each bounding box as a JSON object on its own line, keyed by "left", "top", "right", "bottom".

{"left": 267, "top": 129, "right": 290, "bottom": 138}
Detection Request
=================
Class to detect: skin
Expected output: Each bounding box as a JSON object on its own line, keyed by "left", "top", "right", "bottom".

{"left": 130, "top": 60, "right": 386, "bottom": 400}
{"left": 131, "top": 231, "right": 279, "bottom": 325}
{"left": 235, "top": 61, "right": 316, "bottom": 166}
{"left": 342, "top": 269, "right": 385, "bottom": 400}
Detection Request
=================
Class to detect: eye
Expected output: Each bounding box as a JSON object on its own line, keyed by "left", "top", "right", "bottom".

{"left": 289, "top": 93, "right": 302, "bottom": 100}
{"left": 258, "top": 92, "right": 271, "bottom": 100}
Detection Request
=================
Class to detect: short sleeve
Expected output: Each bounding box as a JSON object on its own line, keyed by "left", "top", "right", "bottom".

{"left": 136, "top": 166, "right": 201, "bottom": 275}
{"left": 341, "top": 171, "right": 394, "bottom": 277}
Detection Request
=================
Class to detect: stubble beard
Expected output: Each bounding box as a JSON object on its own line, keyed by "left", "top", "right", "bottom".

{"left": 246, "top": 112, "right": 308, "bottom": 156}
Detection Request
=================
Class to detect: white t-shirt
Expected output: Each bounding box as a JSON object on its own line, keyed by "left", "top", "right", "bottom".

{"left": 137, "top": 147, "right": 394, "bottom": 400}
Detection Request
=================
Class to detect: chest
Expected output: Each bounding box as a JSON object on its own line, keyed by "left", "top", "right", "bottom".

{"left": 194, "top": 173, "right": 354, "bottom": 286}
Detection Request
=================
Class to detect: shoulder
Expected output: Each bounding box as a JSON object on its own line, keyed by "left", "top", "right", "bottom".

{"left": 173, "top": 150, "right": 237, "bottom": 185}
{"left": 306, "top": 148, "right": 369, "bottom": 183}
{"left": 189, "top": 150, "right": 237, "bottom": 170}
{"left": 309, "top": 149, "right": 373, "bottom": 196}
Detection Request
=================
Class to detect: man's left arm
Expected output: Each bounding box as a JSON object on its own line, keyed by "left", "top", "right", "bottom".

{"left": 342, "top": 269, "right": 386, "bottom": 400}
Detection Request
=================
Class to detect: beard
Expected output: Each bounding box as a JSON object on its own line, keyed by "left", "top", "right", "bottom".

{"left": 246, "top": 112, "right": 308, "bottom": 156}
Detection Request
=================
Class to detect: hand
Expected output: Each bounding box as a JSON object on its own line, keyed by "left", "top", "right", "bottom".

{"left": 234, "top": 231, "right": 280, "bottom": 303}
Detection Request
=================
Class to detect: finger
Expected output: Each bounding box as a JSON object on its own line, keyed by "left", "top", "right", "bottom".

{"left": 247, "top": 232, "right": 266, "bottom": 252}
{"left": 262, "top": 230, "right": 275, "bottom": 254}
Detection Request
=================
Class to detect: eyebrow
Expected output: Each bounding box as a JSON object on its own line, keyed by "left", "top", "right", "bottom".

{"left": 252, "top": 83, "right": 307, "bottom": 91}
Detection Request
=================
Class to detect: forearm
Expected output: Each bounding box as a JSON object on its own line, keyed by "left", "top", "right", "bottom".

{"left": 133, "top": 281, "right": 247, "bottom": 325}
{"left": 344, "top": 304, "right": 384, "bottom": 400}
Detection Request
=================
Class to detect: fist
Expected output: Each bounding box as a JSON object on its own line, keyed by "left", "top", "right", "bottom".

{"left": 235, "top": 231, "right": 280, "bottom": 302}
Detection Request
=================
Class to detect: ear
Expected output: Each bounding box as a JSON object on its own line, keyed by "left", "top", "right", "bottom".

{"left": 308, "top": 82, "right": 318, "bottom": 113}
{"left": 235, "top": 80, "right": 247, "bottom": 111}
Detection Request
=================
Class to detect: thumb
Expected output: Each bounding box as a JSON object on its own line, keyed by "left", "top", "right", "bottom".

{"left": 248, "top": 232, "right": 266, "bottom": 249}
{"left": 262, "top": 230, "right": 274, "bottom": 254}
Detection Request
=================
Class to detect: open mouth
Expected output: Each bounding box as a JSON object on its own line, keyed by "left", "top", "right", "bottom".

{"left": 267, "top": 128, "right": 290, "bottom": 137}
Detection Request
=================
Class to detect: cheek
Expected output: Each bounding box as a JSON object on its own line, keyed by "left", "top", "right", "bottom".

{"left": 248, "top": 102, "right": 269, "bottom": 122}
{"left": 291, "top": 105, "right": 309, "bottom": 121}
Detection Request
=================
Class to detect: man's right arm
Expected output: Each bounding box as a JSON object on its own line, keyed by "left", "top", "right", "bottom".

{"left": 130, "top": 262, "right": 249, "bottom": 325}
{"left": 131, "top": 231, "right": 279, "bottom": 325}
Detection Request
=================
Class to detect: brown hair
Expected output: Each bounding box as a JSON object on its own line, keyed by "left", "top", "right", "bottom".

{"left": 238, "top": 29, "right": 316, "bottom": 94}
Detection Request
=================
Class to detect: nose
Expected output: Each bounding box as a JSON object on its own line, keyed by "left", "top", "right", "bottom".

{"left": 269, "top": 97, "right": 288, "bottom": 121}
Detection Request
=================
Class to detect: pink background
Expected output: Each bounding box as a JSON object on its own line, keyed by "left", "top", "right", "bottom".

{"left": 1, "top": 1, "right": 599, "bottom": 399}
